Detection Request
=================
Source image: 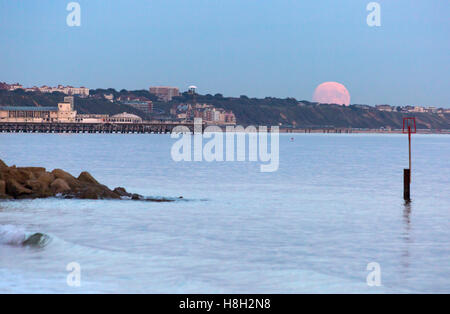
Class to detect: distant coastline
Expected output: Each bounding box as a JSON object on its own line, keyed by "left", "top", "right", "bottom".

{"left": 1, "top": 86, "right": 449, "bottom": 131}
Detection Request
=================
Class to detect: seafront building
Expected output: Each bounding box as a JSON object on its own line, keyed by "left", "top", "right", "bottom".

{"left": 0, "top": 96, "right": 143, "bottom": 124}
{"left": 0, "top": 96, "right": 77, "bottom": 123}
{"left": 0, "top": 106, "right": 60, "bottom": 123}
{"left": 107, "top": 112, "right": 142, "bottom": 124}
{"left": 76, "top": 114, "right": 109, "bottom": 123}
{"left": 0, "top": 107, "right": 143, "bottom": 124}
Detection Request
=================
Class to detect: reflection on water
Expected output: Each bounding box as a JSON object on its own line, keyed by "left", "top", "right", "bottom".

{"left": 401, "top": 201, "right": 412, "bottom": 272}
{"left": 403, "top": 201, "right": 412, "bottom": 231}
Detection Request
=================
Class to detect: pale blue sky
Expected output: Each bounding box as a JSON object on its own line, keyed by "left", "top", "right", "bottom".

{"left": 0, "top": 0, "right": 448, "bottom": 106}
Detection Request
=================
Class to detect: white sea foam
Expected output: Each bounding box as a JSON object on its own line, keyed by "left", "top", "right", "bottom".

{"left": 0, "top": 225, "right": 27, "bottom": 245}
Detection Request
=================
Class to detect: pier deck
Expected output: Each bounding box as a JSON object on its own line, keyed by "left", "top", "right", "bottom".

{"left": 0, "top": 122, "right": 200, "bottom": 134}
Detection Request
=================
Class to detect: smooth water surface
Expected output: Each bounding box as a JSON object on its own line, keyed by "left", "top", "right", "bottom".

{"left": 0, "top": 133, "right": 449, "bottom": 293}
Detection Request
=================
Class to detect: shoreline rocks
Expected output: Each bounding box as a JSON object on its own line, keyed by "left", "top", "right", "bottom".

{"left": 0, "top": 159, "right": 174, "bottom": 202}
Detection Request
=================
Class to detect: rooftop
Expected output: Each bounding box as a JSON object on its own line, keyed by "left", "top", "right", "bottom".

{"left": 111, "top": 112, "right": 142, "bottom": 119}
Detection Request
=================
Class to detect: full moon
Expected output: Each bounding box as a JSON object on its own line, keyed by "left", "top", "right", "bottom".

{"left": 312, "top": 82, "right": 351, "bottom": 106}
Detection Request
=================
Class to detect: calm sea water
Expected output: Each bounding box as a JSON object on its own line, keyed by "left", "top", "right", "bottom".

{"left": 0, "top": 133, "right": 449, "bottom": 293}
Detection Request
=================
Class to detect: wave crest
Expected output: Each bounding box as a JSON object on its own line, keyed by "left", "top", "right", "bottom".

{"left": 0, "top": 225, "right": 50, "bottom": 247}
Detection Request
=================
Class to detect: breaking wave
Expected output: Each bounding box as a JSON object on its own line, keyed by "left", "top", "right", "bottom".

{"left": 0, "top": 224, "right": 51, "bottom": 247}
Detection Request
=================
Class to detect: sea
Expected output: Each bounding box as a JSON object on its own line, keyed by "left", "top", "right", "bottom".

{"left": 0, "top": 133, "right": 449, "bottom": 293}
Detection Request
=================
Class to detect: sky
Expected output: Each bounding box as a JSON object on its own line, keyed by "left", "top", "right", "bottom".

{"left": 0, "top": 0, "right": 449, "bottom": 107}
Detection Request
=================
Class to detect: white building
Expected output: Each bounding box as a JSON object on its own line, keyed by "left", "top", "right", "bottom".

{"left": 107, "top": 112, "right": 142, "bottom": 124}
{"left": 37, "top": 85, "right": 90, "bottom": 96}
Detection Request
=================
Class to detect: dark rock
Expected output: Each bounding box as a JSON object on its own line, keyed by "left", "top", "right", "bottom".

{"left": 0, "top": 180, "right": 5, "bottom": 195}
{"left": 0, "top": 159, "right": 7, "bottom": 169}
{"left": 36, "top": 172, "right": 55, "bottom": 187}
{"left": 75, "top": 185, "right": 121, "bottom": 200}
{"left": 144, "top": 197, "right": 175, "bottom": 203}
{"left": 25, "top": 179, "right": 53, "bottom": 198}
{"left": 25, "top": 179, "right": 43, "bottom": 191}
{"left": 0, "top": 162, "right": 166, "bottom": 202}
{"left": 51, "top": 169, "right": 76, "bottom": 181}
{"left": 22, "top": 233, "right": 50, "bottom": 247}
{"left": 131, "top": 193, "right": 142, "bottom": 200}
{"left": 51, "top": 169, "right": 82, "bottom": 189}
{"left": 6, "top": 178, "right": 33, "bottom": 197}
{"left": 113, "top": 187, "right": 132, "bottom": 197}
{"left": 0, "top": 179, "right": 11, "bottom": 199}
{"left": 1, "top": 167, "right": 33, "bottom": 184}
{"left": 19, "top": 169, "right": 34, "bottom": 181}
{"left": 78, "top": 171, "right": 100, "bottom": 185}
{"left": 50, "top": 178, "right": 71, "bottom": 194}
{"left": 17, "top": 167, "right": 46, "bottom": 176}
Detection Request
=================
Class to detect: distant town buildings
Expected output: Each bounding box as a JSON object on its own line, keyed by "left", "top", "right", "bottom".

{"left": 122, "top": 100, "right": 153, "bottom": 116}
{"left": 426, "top": 106, "right": 437, "bottom": 114}
{"left": 103, "top": 94, "right": 114, "bottom": 102}
{"left": 117, "top": 95, "right": 153, "bottom": 116}
{"left": 0, "top": 82, "right": 89, "bottom": 97}
{"left": 4, "top": 82, "right": 23, "bottom": 91}
{"left": 171, "top": 103, "right": 236, "bottom": 125}
{"left": 375, "top": 104, "right": 394, "bottom": 112}
{"left": 39, "top": 85, "right": 90, "bottom": 97}
{"left": 370, "top": 104, "right": 449, "bottom": 114}
{"left": 149, "top": 86, "right": 180, "bottom": 102}
{"left": 353, "top": 104, "right": 372, "bottom": 110}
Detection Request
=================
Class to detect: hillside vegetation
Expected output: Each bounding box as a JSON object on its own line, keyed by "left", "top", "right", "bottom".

{"left": 168, "top": 93, "right": 450, "bottom": 129}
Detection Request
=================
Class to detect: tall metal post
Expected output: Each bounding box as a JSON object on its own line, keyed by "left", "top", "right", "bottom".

{"left": 408, "top": 126, "right": 412, "bottom": 172}
{"left": 403, "top": 117, "right": 416, "bottom": 201}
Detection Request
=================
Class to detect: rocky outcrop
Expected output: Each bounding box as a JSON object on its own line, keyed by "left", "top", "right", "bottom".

{"left": 112, "top": 187, "right": 130, "bottom": 197}
{"left": 0, "top": 179, "right": 12, "bottom": 199}
{"left": 6, "top": 178, "right": 33, "bottom": 197}
{"left": 50, "top": 179, "right": 71, "bottom": 194}
{"left": 78, "top": 171, "right": 100, "bottom": 185}
{"left": 0, "top": 180, "right": 5, "bottom": 195}
{"left": 36, "top": 172, "right": 55, "bottom": 187}
{"left": 0, "top": 159, "right": 8, "bottom": 169}
{"left": 51, "top": 169, "right": 81, "bottom": 190}
{"left": 0, "top": 159, "right": 171, "bottom": 201}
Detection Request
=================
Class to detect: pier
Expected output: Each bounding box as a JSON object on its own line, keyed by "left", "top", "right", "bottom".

{"left": 283, "top": 127, "right": 354, "bottom": 134}
{"left": 0, "top": 122, "right": 200, "bottom": 134}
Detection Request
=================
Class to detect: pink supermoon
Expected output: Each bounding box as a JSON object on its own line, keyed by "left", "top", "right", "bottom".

{"left": 312, "top": 82, "right": 351, "bottom": 106}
